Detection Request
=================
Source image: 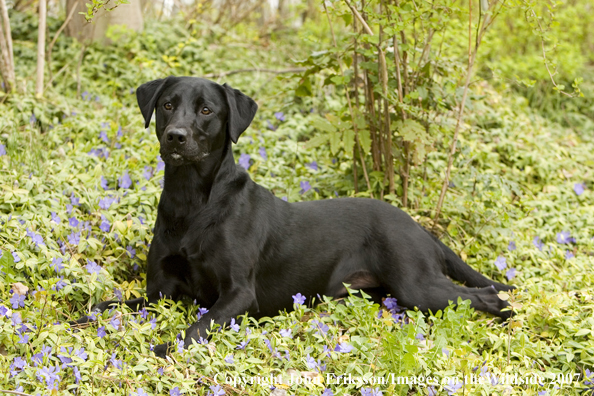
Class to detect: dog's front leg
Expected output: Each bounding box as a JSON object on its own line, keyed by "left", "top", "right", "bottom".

{"left": 153, "top": 288, "right": 258, "bottom": 358}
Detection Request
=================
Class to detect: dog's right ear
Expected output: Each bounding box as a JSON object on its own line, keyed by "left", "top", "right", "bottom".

{"left": 136, "top": 77, "right": 173, "bottom": 128}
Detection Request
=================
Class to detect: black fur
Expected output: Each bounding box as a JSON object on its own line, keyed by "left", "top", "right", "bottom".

{"left": 73, "top": 76, "right": 514, "bottom": 358}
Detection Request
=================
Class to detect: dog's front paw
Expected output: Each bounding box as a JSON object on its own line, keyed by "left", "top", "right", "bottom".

{"left": 153, "top": 342, "right": 171, "bottom": 359}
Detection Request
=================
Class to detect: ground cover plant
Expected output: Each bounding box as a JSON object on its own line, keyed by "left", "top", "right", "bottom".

{"left": 1, "top": 1, "right": 594, "bottom": 395}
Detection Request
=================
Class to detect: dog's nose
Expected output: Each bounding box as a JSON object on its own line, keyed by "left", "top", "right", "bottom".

{"left": 166, "top": 129, "right": 187, "bottom": 145}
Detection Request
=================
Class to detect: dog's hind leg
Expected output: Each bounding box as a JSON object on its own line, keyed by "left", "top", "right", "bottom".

{"left": 387, "top": 276, "right": 512, "bottom": 319}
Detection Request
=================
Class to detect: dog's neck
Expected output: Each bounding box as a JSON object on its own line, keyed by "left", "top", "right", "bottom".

{"left": 162, "top": 142, "right": 238, "bottom": 207}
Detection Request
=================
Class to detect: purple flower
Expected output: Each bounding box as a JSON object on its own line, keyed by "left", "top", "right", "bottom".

{"left": 238, "top": 153, "right": 251, "bottom": 170}
{"left": 86, "top": 259, "right": 102, "bottom": 275}
{"left": 99, "top": 196, "right": 116, "bottom": 210}
{"left": 300, "top": 180, "right": 311, "bottom": 194}
{"left": 229, "top": 318, "right": 239, "bottom": 332}
{"left": 415, "top": 333, "right": 425, "bottom": 340}
{"left": 428, "top": 386, "right": 438, "bottom": 396}
{"left": 445, "top": 378, "right": 462, "bottom": 395}
{"left": 266, "top": 120, "right": 277, "bottom": 131}
{"left": 100, "top": 176, "right": 109, "bottom": 190}
{"left": 110, "top": 353, "right": 123, "bottom": 370}
{"left": 292, "top": 293, "right": 306, "bottom": 305}
{"left": 280, "top": 328, "right": 292, "bottom": 338}
{"left": 114, "top": 288, "right": 123, "bottom": 301}
{"left": 361, "top": 387, "right": 382, "bottom": 396}
{"left": 565, "top": 250, "right": 575, "bottom": 259}
{"left": 281, "top": 196, "right": 288, "bottom": 202}
{"left": 51, "top": 257, "right": 64, "bottom": 273}
{"left": 156, "top": 156, "right": 165, "bottom": 172}
{"left": 126, "top": 245, "right": 136, "bottom": 258}
{"left": 274, "top": 112, "right": 285, "bottom": 122}
{"left": 31, "top": 352, "right": 44, "bottom": 366}
{"left": 53, "top": 276, "right": 67, "bottom": 291}
{"left": 70, "top": 193, "right": 80, "bottom": 206}
{"left": 100, "top": 215, "right": 111, "bottom": 232}
{"left": 177, "top": 339, "right": 185, "bottom": 354}
{"left": 494, "top": 256, "right": 507, "bottom": 271}
{"left": 11, "top": 312, "right": 22, "bottom": 326}
{"left": 133, "top": 389, "right": 148, "bottom": 396}
{"left": 209, "top": 384, "right": 225, "bottom": 396}
{"left": 311, "top": 320, "right": 329, "bottom": 335}
{"left": 0, "top": 144, "right": 6, "bottom": 156}
{"left": 10, "top": 356, "right": 27, "bottom": 376}
{"left": 533, "top": 236, "right": 544, "bottom": 251}
{"left": 67, "top": 231, "right": 81, "bottom": 245}
{"left": 574, "top": 183, "right": 585, "bottom": 196}
{"left": 506, "top": 267, "right": 516, "bottom": 280}
{"left": 307, "top": 161, "right": 318, "bottom": 171}
{"left": 237, "top": 340, "right": 249, "bottom": 350}
{"left": 0, "top": 305, "right": 8, "bottom": 316}
{"left": 36, "top": 365, "right": 61, "bottom": 389}
{"left": 259, "top": 146, "right": 267, "bottom": 160}
{"left": 150, "top": 317, "right": 157, "bottom": 329}
{"left": 557, "top": 231, "right": 576, "bottom": 244}
{"left": 100, "top": 131, "right": 109, "bottom": 143}
{"left": 74, "top": 347, "right": 88, "bottom": 361}
{"left": 140, "top": 307, "right": 148, "bottom": 319}
{"left": 508, "top": 241, "right": 516, "bottom": 251}
{"left": 12, "top": 252, "right": 21, "bottom": 263}
{"left": 442, "top": 348, "right": 450, "bottom": 357}
{"left": 143, "top": 166, "right": 153, "bottom": 180}
{"left": 384, "top": 297, "right": 399, "bottom": 312}
{"left": 73, "top": 366, "right": 81, "bottom": 384}
{"left": 197, "top": 307, "right": 209, "bottom": 319}
{"left": 322, "top": 389, "right": 334, "bottom": 396}
{"left": 306, "top": 354, "right": 317, "bottom": 369}
{"left": 97, "top": 326, "right": 106, "bottom": 338}
{"left": 51, "top": 212, "right": 61, "bottom": 223}
{"left": 110, "top": 315, "right": 121, "bottom": 329}
{"left": 10, "top": 293, "right": 26, "bottom": 309}
{"left": 170, "top": 387, "right": 180, "bottom": 396}
{"left": 69, "top": 216, "right": 79, "bottom": 228}
{"left": 224, "top": 354, "right": 234, "bottom": 364}
{"left": 18, "top": 332, "right": 29, "bottom": 344}
{"left": 334, "top": 342, "right": 353, "bottom": 353}
{"left": 119, "top": 171, "right": 132, "bottom": 189}
{"left": 26, "top": 228, "right": 45, "bottom": 247}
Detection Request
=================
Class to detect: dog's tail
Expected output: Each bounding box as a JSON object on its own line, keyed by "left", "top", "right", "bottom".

{"left": 426, "top": 229, "right": 515, "bottom": 291}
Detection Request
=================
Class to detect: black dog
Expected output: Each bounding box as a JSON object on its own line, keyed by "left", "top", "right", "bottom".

{"left": 76, "top": 76, "right": 513, "bottom": 357}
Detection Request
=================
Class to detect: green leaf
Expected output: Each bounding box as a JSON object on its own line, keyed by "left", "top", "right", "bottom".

{"left": 358, "top": 129, "right": 371, "bottom": 153}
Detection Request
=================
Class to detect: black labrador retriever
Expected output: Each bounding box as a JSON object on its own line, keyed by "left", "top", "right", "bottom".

{"left": 75, "top": 76, "right": 514, "bottom": 357}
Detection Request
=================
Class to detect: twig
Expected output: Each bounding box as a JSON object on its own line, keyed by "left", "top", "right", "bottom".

{"left": 47, "top": 0, "right": 80, "bottom": 82}
{"left": 35, "top": 0, "right": 47, "bottom": 97}
{"left": 432, "top": 0, "right": 505, "bottom": 227}
{"left": 324, "top": 1, "right": 373, "bottom": 197}
{"left": 0, "top": 390, "right": 35, "bottom": 396}
{"left": 76, "top": 44, "right": 87, "bottom": 98}
{"left": 343, "top": 0, "right": 373, "bottom": 35}
{"left": 201, "top": 67, "right": 306, "bottom": 78}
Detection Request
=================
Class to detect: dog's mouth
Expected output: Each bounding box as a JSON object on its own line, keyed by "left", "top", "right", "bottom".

{"left": 162, "top": 150, "right": 209, "bottom": 165}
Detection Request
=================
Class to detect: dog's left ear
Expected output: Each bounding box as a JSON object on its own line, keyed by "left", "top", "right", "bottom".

{"left": 223, "top": 83, "right": 258, "bottom": 143}
{"left": 136, "top": 77, "right": 176, "bottom": 128}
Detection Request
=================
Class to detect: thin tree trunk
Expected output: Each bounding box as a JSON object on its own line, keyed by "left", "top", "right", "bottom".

{"left": 35, "top": 0, "right": 47, "bottom": 97}
{"left": 0, "top": 0, "right": 15, "bottom": 92}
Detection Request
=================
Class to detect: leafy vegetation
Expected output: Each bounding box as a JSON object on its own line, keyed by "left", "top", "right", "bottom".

{"left": 1, "top": 1, "right": 594, "bottom": 395}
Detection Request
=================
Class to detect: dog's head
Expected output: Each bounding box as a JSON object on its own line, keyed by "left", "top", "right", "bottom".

{"left": 136, "top": 76, "right": 258, "bottom": 166}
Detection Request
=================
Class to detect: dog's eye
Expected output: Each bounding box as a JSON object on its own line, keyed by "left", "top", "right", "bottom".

{"left": 201, "top": 107, "right": 212, "bottom": 115}
{"left": 164, "top": 102, "right": 173, "bottom": 110}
